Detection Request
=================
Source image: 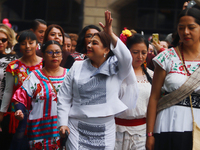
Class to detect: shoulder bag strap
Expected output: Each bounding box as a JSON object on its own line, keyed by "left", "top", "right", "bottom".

{"left": 157, "top": 46, "right": 200, "bottom": 113}
{"left": 43, "top": 69, "right": 57, "bottom": 95}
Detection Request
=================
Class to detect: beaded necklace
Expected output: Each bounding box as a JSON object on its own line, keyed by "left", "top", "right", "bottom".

{"left": 180, "top": 45, "right": 191, "bottom": 76}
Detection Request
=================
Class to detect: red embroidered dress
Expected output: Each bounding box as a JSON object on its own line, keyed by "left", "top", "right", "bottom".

{"left": 5, "top": 59, "right": 42, "bottom": 133}
{"left": 12, "top": 69, "right": 68, "bottom": 149}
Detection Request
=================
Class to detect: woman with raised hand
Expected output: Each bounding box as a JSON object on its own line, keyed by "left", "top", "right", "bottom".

{"left": 13, "top": 40, "right": 69, "bottom": 149}
{"left": 0, "top": 30, "right": 42, "bottom": 150}
{"left": 57, "top": 10, "right": 137, "bottom": 149}
{"left": 146, "top": 7, "right": 200, "bottom": 150}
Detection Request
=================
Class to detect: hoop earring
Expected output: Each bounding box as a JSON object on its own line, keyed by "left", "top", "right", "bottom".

{"left": 5, "top": 47, "right": 11, "bottom": 54}
{"left": 104, "top": 53, "right": 106, "bottom": 58}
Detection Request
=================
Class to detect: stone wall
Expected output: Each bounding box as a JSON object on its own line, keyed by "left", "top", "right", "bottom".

{"left": 83, "top": 0, "right": 121, "bottom": 35}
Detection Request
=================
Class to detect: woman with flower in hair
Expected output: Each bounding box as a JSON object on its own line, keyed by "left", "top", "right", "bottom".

{"left": 115, "top": 29, "right": 153, "bottom": 150}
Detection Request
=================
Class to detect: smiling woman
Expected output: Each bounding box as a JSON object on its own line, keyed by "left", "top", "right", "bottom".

{"left": 0, "top": 30, "right": 43, "bottom": 150}
{"left": 36, "top": 24, "right": 75, "bottom": 69}
{"left": 57, "top": 10, "right": 138, "bottom": 149}
{"left": 86, "top": 32, "right": 114, "bottom": 68}
{"left": 30, "top": 19, "right": 47, "bottom": 45}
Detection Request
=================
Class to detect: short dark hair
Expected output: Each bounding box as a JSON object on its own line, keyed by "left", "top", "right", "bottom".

{"left": 172, "top": 8, "right": 200, "bottom": 46}
{"left": 76, "top": 25, "right": 101, "bottom": 54}
{"left": 93, "top": 31, "right": 114, "bottom": 57}
{"left": 30, "top": 19, "right": 47, "bottom": 31}
{"left": 43, "top": 24, "right": 65, "bottom": 45}
{"left": 18, "top": 30, "right": 38, "bottom": 44}
{"left": 64, "top": 33, "right": 70, "bottom": 38}
{"left": 41, "top": 40, "right": 62, "bottom": 53}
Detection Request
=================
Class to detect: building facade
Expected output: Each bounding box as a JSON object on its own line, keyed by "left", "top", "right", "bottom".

{"left": 1, "top": 0, "right": 186, "bottom": 37}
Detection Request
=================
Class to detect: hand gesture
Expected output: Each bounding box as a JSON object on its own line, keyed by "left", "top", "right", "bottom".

{"left": 59, "top": 126, "right": 70, "bottom": 138}
{"left": 99, "top": 10, "right": 113, "bottom": 36}
{"left": 99, "top": 10, "right": 118, "bottom": 47}
{"left": 14, "top": 110, "right": 24, "bottom": 121}
{"left": 152, "top": 40, "right": 162, "bottom": 52}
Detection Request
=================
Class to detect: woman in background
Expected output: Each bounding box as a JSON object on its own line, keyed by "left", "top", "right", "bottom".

{"left": 0, "top": 23, "right": 18, "bottom": 150}
{"left": 41, "top": 24, "right": 75, "bottom": 68}
{"left": 115, "top": 30, "right": 153, "bottom": 150}
{"left": 76, "top": 24, "right": 101, "bottom": 60}
{"left": 63, "top": 33, "right": 72, "bottom": 53}
{"left": 30, "top": 19, "right": 47, "bottom": 48}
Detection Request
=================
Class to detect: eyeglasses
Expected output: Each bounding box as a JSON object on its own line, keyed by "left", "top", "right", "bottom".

{"left": 0, "top": 38, "right": 7, "bottom": 43}
{"left": 45, "top": 50, "right": 62, "bottom": 56}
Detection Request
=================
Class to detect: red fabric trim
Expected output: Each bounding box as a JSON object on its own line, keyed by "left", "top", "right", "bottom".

{"left": 115, "top": 117, "right": 146, "bottom": 126}
{"left": 158, "top": 47, "right": 166, "bottom": 53}
{"left": 4, "top": 112, "right": 19, "bottom": 134}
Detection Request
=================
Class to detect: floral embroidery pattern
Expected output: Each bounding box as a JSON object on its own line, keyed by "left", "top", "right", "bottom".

{"left": 33, "top": 142, "right": 43, "bottom": 150}
{"left": 156, "top": 48, "right": 200, "bottom": 75}
{"left": 31, "top": 83, "right": 42, "bottom": 102}
{"left": 7, "top": 60, "right": 42, "bottom": 92}
{"left": 30, "top": 138, "right": 60, "bottom": 150}
{"left": 19, "top": 65, "right": 26, "bottom": 72}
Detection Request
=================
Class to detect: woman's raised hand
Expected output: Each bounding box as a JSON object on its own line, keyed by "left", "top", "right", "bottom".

{"left": 14, "top": 110, "right": 24, "bottom": 121}
{"left": 99, "top": 10, "right": 113, "bottom": 36}
{"left": 99, "top": 10, "right": 118, "bottom": 47}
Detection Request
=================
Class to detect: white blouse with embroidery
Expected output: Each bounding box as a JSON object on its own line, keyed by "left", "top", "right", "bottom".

{"left": 153, "top": 47, "right": 200, "bottom": 93}
{"left": 153, "top": 47, "right": 200, "bottom": 133}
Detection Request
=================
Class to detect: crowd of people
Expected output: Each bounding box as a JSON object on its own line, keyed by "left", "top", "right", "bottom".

{"left": 0, "top": 1, "right": 199, "bottom": 150}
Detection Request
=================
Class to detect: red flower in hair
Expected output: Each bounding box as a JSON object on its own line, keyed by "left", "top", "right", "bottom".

{"left": 119, "top": 28, "right": 132, "bottom": 45}
{"left": 120, "top": 34, "right": 127, "bottom": 44}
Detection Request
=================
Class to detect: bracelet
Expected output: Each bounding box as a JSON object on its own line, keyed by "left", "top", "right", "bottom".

{"left": 146, "top": 132, "right": 154, "bottom": 137}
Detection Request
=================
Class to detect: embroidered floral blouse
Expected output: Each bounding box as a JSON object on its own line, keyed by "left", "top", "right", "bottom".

{"left": 6, "top": 59, "right": 43, "bottom": 94}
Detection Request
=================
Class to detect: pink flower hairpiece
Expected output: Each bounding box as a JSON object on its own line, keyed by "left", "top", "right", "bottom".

{"left": 120, "top": 28, "right": 132, "bottom": 45}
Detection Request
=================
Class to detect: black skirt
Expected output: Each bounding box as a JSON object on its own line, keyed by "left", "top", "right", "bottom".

{"left": 154, "top": 131, "right": 192, "bottom": 150}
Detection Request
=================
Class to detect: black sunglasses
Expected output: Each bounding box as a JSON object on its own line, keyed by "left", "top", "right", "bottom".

{"left": 0, "top": 38, "right": 7, "bottom": 43}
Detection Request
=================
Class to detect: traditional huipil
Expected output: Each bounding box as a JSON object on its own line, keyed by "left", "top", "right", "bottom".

{"left": 0, "top": 59, "right": 42, "bottom": 133}
{"left": 153, "top": 47, "right": 200, "bottom": 149}
{"left": 57, "top": 39, "right": 138, "bottom": 149}
{"left": 115, "top": 68, "right": 153, "bottom": 150}
{"left": 12, "top": 68, "right": 69, "bottom": 149}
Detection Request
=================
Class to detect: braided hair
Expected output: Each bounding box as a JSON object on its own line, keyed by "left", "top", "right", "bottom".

{"left": 126, "top": 32, "right": 152, "bottom": 84}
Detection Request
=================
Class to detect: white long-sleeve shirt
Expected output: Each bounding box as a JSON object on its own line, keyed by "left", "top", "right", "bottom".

{"left": 57, "top": 38, "right": 138, "bottom": 127}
